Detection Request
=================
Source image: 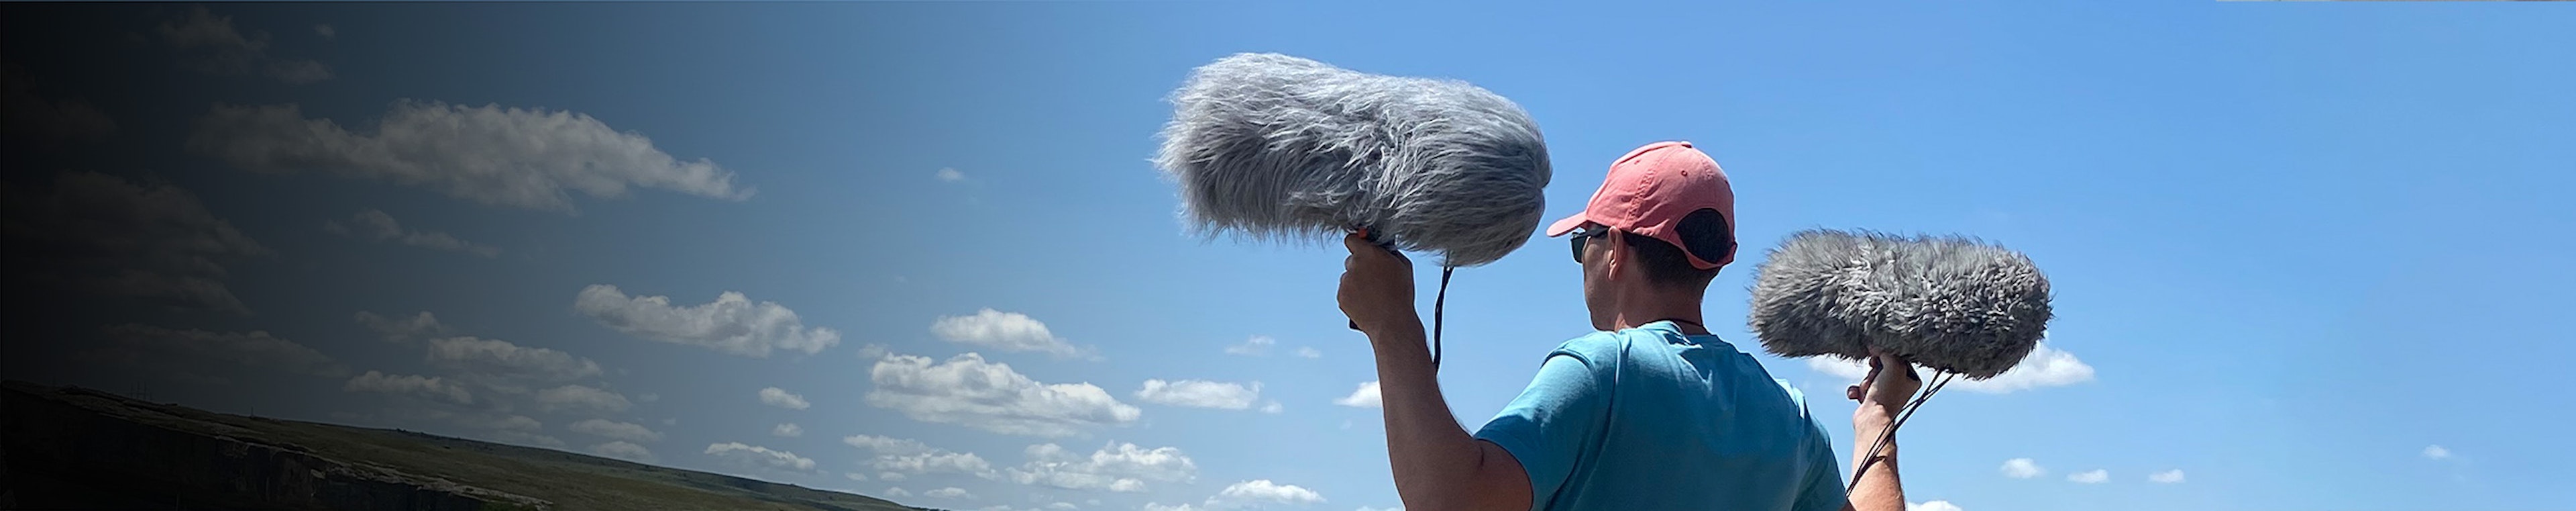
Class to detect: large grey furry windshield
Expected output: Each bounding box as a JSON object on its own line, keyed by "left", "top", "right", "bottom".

{"left": 1153, "top": 53, "right": 1552, "bottom": 268}
{"left": 1747, "top": 230, "right": 2053, "bottom": 379}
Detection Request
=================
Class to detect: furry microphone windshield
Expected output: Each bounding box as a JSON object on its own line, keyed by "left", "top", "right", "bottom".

{"left": 1152, "top": 53, "right": 1552, "bottom": 267}
{"left": 1746, "top": 229, "right": 2053, "bottom": 379}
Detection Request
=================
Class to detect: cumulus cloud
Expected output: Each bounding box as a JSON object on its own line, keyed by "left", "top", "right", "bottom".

{"left": 1212, "top": 479, "right": 1326, "bottom": 507}
{"left": 2148, "top": 469, "right": 2185, "bottom": 483}
{"left": 1293, "top": 347, "right": 1321, "bottom": 359}
{"left": 590, "top": 441, "right": 655, "bottom": 463}
{"left": 568, "top": 419, "right": 663, "bottom": 443}
{"left": 865, "top": 353, "right": 1141, "bottom": 437}
{"left": 1135, "top": 380, "right": 1263, "bottom": 410}
{"left": 926, "top": 487, "right": 975, "bottom": 500}
{"left": 2422, "top": 445, "right": 2451, "bottom": 459}
{"left": 1334, "top": 381, "right": 1381, "bottom": 408}
{"left": 535, "top": 384, "right": 633, "bottom": 415}
{"left": 574, "top": 285, "right": 839, "bottom": 357}
{"left": 931, "top": 309, "right": 1087, "bottom": 357}
{"left": 759, "top": 387, "right": 811, "bottom": 410}
{"left": 936, "top": 168, "right": 967, "bottom": 183}
{"left": 885, "top": 487, "right": 912, "bottom": 498}
{"left": 1006, "top": 442, "right": 1197, "bottom": 492}
{"left": 706, "top": 442, "right": 816, "bottom": 471}
{"left": 1907, "top": 502, "right": 1963, "bottom": 511}
{"left": 323, "top": 209, "right": 499, "bottom": 257}
{"left": 845, "top": 434, "right": 995, "bottom": 477}
{"left": 1143, "top": 504, "right": 1201, "bottom": 511}
{"left": 844, "top": 434, "right": 934, "bottom": 455}
{"left": 95, "top": 324, "right": 345, "bottom": 377}
{"left": 188, "top": 101, "right": 751, "bottom": 212}
{"left": 2067, "top": 469, "right": 2108, "bottom": 483}
{"left": 355, "top": 310, "right": 445, "bottom": 342}
{"left": 773, "top": 422, "right": 803, "bottom": 437}
{"left": 1999, "top": 458, "right": 2044, "bottom": 479}
{"left": 845, "top": 472, "right": 869, "bottom": 481}
{"left": 3, "top": 172, "right": 270, "bottom": 314}
{"left": 427, "top": 336, "right": 602, "bottom": 381}
{"left": 1224, "top": 336, "right": 1274, "bottom": 357}
{"left": 156, "top": 7, "right": 333, "bottom": 84}
{"left": 1260, "top": 401, "right": 1283, "bottom": 414}
{"left": 2, "top": 64, "right": 115, "bottom": 147}
{"left": 344, "top": 371, "right": 472, "bottom": 405}
{"left": 1808, "top": 343, "right": 2094, "bottom": 393}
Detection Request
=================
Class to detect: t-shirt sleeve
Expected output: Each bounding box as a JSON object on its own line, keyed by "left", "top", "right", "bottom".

{"left": 1792, "top": 414, "right": 1850, "bottom": 511}
{"left": 1472, "top": 338, "right": 1617, "bottom": 511}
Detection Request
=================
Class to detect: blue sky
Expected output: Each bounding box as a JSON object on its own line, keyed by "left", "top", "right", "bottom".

{"left": 3, "top": 2, "right": 2570, "bottom": 510}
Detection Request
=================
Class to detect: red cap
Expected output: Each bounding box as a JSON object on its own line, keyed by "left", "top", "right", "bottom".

{"left": 1546, "top": 141, "right": 1737, "bottom": 269}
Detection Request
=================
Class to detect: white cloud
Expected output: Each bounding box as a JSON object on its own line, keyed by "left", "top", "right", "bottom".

{"left": 1293, "top": 347, "right": 1321, "bottom": 359}
{"left": 865, "top": 352, "right": 1142, "bottom": 437}
{"left": 590, "top": 441, "right": 655, "bottom": 463}
{"left": 1334, "top": 381, "right": 1381, "bottom": 408}
{"left": 1999, "top": 458, "right": 2043, "bottom": 479}
{"left": 759, "top": 387, "right": 811, "bottom": 410}
{"left": 885, "top": 487, "right": 912, "bottom": 498}
{"left": 706, "top": 442, "right": 816, "bottom": 471}
{"left": 1225, "top": 336, "right": 1274, "bottom": 357}
{"left": 1007, "top": 442, "right": 1197, "bottom": 492}
{"left": 188, "top": 101, "right": 749, "bottom": 211}
{"left": 773, "top": 422, "right": 803, "bottom": 437}
{"left": 535, "top": 384, "right": 633, "bottom": 415}
{"left": 845, "top": 434, "right": 934, "bottom": 455}
{"left": 156, "top": 7, "right": 332, "bottom": 84}
{"left": 871, "top": 449, "right": 995, "bottom": 477}
{"left": 1807, "top": 343, "right": 2094, "bottom": 393}
{"left": 1144, "top": 504, "right": 1201, "bottom": 511}
{"left": 2067, "top": 469, "right": 2108, "bottom": 483}
{"left": 2148, "top": 469, "right": 2185, "bottom": 483}
{"left": 1260, "top": 401, "right": 1283, "bottom": 414}
{"left": 492, "top": 430, "right": 566, "bottom": 449}
{"left": 1214, "top": 479, "right": 1326, "bottom": 506}
{"left": 931, "top": 309, "right": 1086, "bottom": 357}
{"left": 4, "top": 173, "right": 270, "bottom": 314}
{"left": 575, "top": 285, "right": 839, "bottom": 357}
{"left": 426, "top": 336, "right": 602, "bottom": 381}
{"left": 845, "top": 472, "right": 870, "bottom": 481}
{"left": 1051, "top": 503, "right": 1078, "bottom": 510}
{"left": 926, "top": 487, "right": 975, "bottom": 500}
{"left": 355, "top": 311, "right": 445, "bottom": 342}
{"left": 95, "top": 324, "right": 345, "bottom": 377}
{"left": 344, "top": 371, "right": 473, "bottom": 405}
{"left": 569, "top": 419, "right": 663, "bottom": 443}
{"left": 2422, "top": 445, "right": 2451, "bottom": 459}
{"left": 936, "top": 168, "right": 967, "bottom": 183}
{"left": 1356, "top": 507, "right": 1403, "bottom": 511}
{"left": 855, "top": 343, "right": 891, "bottom": 361}
{"left": 323, "top": 209, "right": 499, "bottom": 257}
{"left": 1907, "top": 502, "right": 1963, "bottom": 511}
{"left": 1135, "top": 379, "right": 1263, "bottom": 410}
{"left": 845, "top": 433, "right": 995, "bottom": 477}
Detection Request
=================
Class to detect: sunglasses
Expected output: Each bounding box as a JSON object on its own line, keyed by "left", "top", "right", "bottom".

{"left": 1569, "top": 228, "right": 1609, "bottom": 263}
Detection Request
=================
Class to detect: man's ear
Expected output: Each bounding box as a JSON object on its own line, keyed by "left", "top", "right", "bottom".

{"left": 1601, "top": 232, "right": 1628, "bottom": 281}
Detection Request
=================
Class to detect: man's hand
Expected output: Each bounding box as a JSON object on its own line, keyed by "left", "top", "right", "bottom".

{"left": 1846, "top": 351, "right": 1921, "bottom": 426}
{"left": 1339, "top": 232, "right": 1420, "bottom": 334}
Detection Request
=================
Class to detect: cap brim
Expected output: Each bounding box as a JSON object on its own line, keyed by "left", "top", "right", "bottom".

{"left": 1544, "top": 213, "right": 1591, "bottom": 237}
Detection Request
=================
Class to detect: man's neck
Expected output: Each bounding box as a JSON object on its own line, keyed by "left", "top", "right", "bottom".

{"left": 1611, "top": 293, "right": 1709, "bottom": 334}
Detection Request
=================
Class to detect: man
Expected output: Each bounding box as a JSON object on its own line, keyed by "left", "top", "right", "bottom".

{"left": 1337, "top": 141, "right": 1918, "bottom": 511}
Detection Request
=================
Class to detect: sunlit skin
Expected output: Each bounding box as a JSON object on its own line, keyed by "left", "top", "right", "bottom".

{"left": 1338, "top": 230, "right": 1919, "bottom": 511}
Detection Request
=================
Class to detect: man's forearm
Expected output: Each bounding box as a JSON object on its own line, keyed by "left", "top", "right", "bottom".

{"left": 1847, "top": 410, "right": 1904, "bottom": 511}
{"left": 1366, "top": 318, "right": 1491, "bottom": 511}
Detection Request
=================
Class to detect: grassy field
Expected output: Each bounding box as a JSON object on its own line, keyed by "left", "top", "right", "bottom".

{"left": 4, "top": 381, "right": 920, "bottom": 511}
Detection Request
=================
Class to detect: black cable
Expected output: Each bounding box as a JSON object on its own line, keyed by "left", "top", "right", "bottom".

{"left": 1847, "top": 369, "right": 1954, "bottom": 492}
{"left": 1431, "top": 265, "right": 1454, "bottom": 370}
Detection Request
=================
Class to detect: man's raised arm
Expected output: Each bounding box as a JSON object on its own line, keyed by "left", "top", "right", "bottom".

{"left": 1338, "top": 234, "right": 1533, "bottom": 511}
{"left": 1844, "top": 353, "right": 1920, "bottom": 511}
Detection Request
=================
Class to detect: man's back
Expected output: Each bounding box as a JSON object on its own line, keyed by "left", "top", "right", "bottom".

{"left": 1474, "top": 320, "right": 1847, "bottom": 511}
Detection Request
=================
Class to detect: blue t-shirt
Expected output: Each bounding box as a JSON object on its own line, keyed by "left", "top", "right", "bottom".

{"left": 1472, "top": 321, "right": 1847, "bottom": 511}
